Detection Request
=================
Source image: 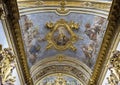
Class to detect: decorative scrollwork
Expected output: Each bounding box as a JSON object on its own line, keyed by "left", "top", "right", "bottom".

{"left": 107, "top": 51, "right": 120, "bottom": 85}
{"left": 33, "top": 65, "right": 86, "bottom": 83}
{"left": 0, "top": 45, "right": 16, "bottom": 85}
{"left": 56, "top": 0, "right": 69, "bottom": 15}
{"left": 46, "top": 19, "right": 81, "bottom": 51}
{"left": 56, "top": 54, "right": 65, "bottom": 62}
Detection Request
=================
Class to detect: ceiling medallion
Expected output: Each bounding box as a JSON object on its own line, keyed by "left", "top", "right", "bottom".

{"left": 45, "top": 19, "right": 80, "bottom": 51}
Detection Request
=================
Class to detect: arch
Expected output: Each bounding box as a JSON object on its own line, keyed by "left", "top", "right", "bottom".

{"left": 30, "top": 55, "right": 92, "bottom": 85}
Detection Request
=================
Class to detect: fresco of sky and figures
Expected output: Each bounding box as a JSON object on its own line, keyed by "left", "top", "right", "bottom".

{"left": 19, "top": 12, "right": 108, "bottom": 69}
{"left": 38, "top": 73, "right": 81, "bottom": 85}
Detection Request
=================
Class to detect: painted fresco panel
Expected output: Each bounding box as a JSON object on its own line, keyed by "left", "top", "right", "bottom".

{"left": 38, "top": 73, "right": 81, "bottom": 85}
{"left": 19, "top": 12, "right": 107, "bottom": 69}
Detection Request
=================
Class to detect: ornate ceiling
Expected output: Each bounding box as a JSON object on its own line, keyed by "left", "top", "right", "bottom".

{"left": 0, "top": 0, "right": 120, "bottom": 85}
{"left": 19, "top": 13, "right": 107, "bottom": 69}
{"left": 17, "top": 0, "right": 112, "bottom": 70}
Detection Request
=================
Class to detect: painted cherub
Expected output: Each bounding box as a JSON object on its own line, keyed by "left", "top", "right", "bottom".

{"left": 54, "top": 27, "right": 69, "bottom": 46}
{"left": 85, "top": 17, "right": 106, "bottom": 42}
{"left": 23, "top": 15, "right": 33, "bottom": 32}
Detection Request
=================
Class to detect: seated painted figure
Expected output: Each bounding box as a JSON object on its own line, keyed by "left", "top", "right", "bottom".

{"left": 54, "top": 32, "right": 69, "bottom": 46}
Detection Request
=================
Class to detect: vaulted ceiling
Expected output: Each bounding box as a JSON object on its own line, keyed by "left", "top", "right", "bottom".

{"left": 0, "top": 0, "right": 120, "bottom": 85}
{"left": 17, "top": 0, "right": 112, "bottom": 69}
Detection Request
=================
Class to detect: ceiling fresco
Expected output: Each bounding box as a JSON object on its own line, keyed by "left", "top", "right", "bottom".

{"left": 19, "top": 12, "right": 108, "bottom": 69}
{"left": 38, "top": 73, "right": 81, "bottom": 85}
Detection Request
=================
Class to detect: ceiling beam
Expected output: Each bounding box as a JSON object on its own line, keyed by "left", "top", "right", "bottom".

{"left": 88, "top": 0, "right": 120, "bottom": 84}
{"left": 1, "top": 0, "right": 33, "bottom": 85}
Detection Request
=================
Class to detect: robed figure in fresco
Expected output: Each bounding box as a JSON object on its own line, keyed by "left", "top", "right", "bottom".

{"left": 54, "top": 26, "right": 70, "bottom": 46}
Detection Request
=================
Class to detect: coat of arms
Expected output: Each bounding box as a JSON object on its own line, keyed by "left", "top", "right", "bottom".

{"left": 46, "top": 19, "right": 81, "bottom": 51}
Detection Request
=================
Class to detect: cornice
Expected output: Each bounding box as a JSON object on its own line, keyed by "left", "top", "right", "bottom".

{"left": 88, "top": 0, "right": 120, "bottom": 84}
{"left": 18, "top": 0, "right": 111, "bottom": 17}
{"left": 30, "top": 56, "right": 92, "bottom": 85}
{"left": 1, "top": 0, "right": 33, "bottom": 85}
{"left": 18, "top": 0, "right": 111, "bottom": 11}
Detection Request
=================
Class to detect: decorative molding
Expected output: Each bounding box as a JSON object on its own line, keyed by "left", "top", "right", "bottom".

{"left": 30, "top": 55, "right": 92, "bottom": 75}
{"left": 30, "top": 55, "right": 92, "bottom": 85}
{"left": 1, "top": 0, "right": 33, "bottom": 85}
{"left": 0, "top": 10, "right": 27, "bottom": 85}
{"left": 88, "top": 0, "right": 120, "bottom": 84}
{"left": 17, "top": 0, "right": 111, "bottom": 17}
{"left": 56, "top": 0, "right": 69, "bottom": 15}
{"left": 34, "top": 65, "right": 86, "bottom": 85}
{"left": 97, "top": 26, "right": 120, "bottom": 84}
{"left": 17, "top": 0, "right": 111, "bottom": 12}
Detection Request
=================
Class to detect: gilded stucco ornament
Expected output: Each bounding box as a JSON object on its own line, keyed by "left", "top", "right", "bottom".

{"left": 107, "top": 51, "right": 120, "bottom": 85}
{"left": 34, "top": 65, "right": 87, "bottom": 84}
{"left": 46, "top": 19, "right": 81, "bottom": 51}
{"left": 56, "top": 0, "right": 69, "bottom": 15}
{"left": 53, "top": 73, "right": 67, "bottom": 85}
{"left": 31, "top": 55, "right": 92, "bottom": 85}
{"left": 0, "top": 45, "right": 16, "bottom": 85}
{"left": 56, "top": 54, "right": 65, "bottom": 62}
{"left": 35, "top": 0, "right": 44, "bottom": 6}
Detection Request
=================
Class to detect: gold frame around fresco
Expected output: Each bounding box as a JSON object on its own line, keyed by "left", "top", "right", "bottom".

{"left": 1, "top": 0, "right": 120, "bottom": 85}
{"left": 46, "top": 19, "right": 80, "bottom": 51}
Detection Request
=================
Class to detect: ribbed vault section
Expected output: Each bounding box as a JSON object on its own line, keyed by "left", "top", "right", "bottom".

{"left": 17, "top": 0, "right": 113, "bottom": 84}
